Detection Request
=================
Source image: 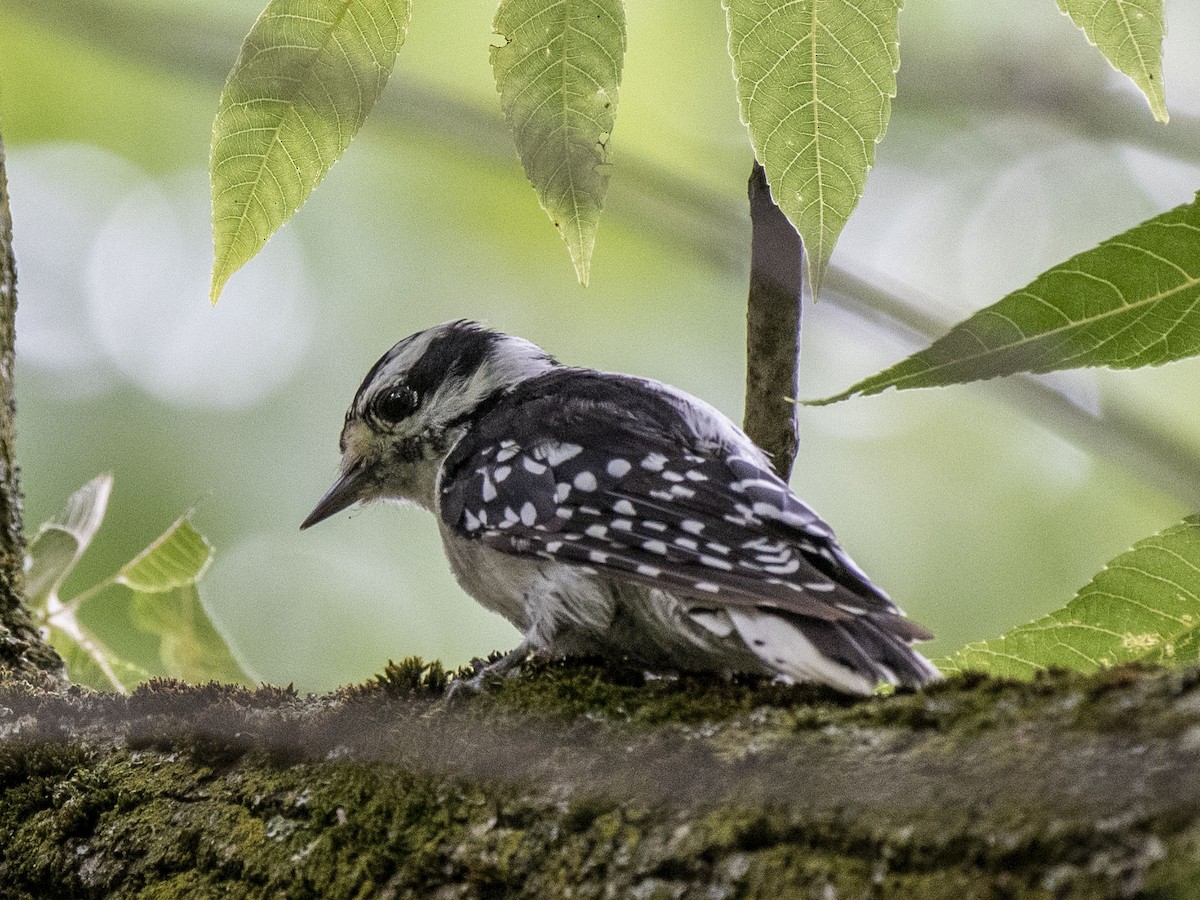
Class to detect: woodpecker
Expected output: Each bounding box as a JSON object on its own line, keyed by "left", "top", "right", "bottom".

{"left": 302, "top": 320, "right": 940, "bottom": 694}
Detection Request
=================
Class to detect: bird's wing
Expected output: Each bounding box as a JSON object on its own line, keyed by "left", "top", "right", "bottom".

{"left": 438, "top": 370, "right": 929, "bottom": 639}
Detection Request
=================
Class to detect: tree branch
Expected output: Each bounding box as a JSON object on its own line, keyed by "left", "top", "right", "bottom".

{"left": 1, "top": 662, "right": 1198, "bottom": 895}
{"left": 743, "top": 162, "right": 803, "bottom": 479}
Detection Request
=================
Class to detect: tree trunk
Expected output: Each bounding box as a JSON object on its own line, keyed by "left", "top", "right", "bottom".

{"left": 2, "top": 661, "right": 1198, "bottom": 898}
{"left": 0, "top": 135, "right": 62, "bottom": 684}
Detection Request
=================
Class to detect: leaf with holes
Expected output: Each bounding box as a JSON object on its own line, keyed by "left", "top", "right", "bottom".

{"left": 491, "top": 0, "right": 626, "bottom": 286}
{"left": 210, "top": 0, "right": 411, "bottom": 303}
{"left": 938, "top": 516, "right": 1200, "bottom": 678}
{"left": 724, "top": 0, "right": 900, "bottom": 296}
{"left": 815, "top": 195, "right": 1200, "bottom": 404}
{"left": 1058, "top": 0, "right": 1167, "bottom": 123}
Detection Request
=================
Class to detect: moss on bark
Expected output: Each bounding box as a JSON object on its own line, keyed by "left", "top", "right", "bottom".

{"left": 2, "top": 659, "right": 1199, "bottom": 898}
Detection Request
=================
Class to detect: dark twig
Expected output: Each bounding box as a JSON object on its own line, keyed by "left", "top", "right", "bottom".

{"left": 743, "top": 163, "right": 804, "bottom": 480}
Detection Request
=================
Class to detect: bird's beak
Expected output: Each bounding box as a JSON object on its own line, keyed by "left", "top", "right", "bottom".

{"left": 300, "top": 459, "right": 370, "bottom": 530}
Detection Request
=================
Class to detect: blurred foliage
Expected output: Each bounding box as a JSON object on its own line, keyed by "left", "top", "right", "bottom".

{"left": 26, "top": 475, "right": 249, "bottom": 691}
{"left": 1, "top": 0, "right": 1200, "bottom": 691}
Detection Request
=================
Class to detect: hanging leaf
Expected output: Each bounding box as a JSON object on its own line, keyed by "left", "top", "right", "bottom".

{"left": 25, "top": 473, "right": 112, "bottom": 611}
{"left": 116, "top": 516, "right": 213, "bottom": 593}
{"left": 724, "top": 0, "right": 901, "bottom": 296}
{"left": 210, "top": 0, "right": 411, "bottom": 303}
{"left": 815, "top": 195, "right": 1200, "bottom": 404}
{"left": 939, "top": 516, "right": 1200, "bottom": 678}
{"left": 491, "top": 0, "right": 626, "bottom": 285}
{"left": 131, "top": 586, "right": 252, "bottom": 686}
{"left": 1057, "top": 0, "right": 1167, "bottom": 123}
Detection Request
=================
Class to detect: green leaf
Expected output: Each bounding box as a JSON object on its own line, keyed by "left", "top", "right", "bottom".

{"left": 26, "top": 473, "right": 113, "bottom": 611}
{"left": 131, "top": 585, "right": 253, "bottom": 686}
{"left": 26, "top": 478, "right": 242, "bottom": 691}
{"left": 723, "top": 0, "right": 901, "bottom": 295}
{"left": 116, "top": 515, "right": 213, "bottom": 593}
{"left": 815, "top": 195, "right": 1200, "bottom": 404}
{"left": 1058, "top": 0, "right": 1167, "bottom": 124}
{"left": 491, "top": 0, "right": 626, "bottom": 286}
{"left": 45, "top": 615, "right": 150, "bottom": 693}
{"left": 210, "top": 0, "right": 411, "bottom": 303}
{"left": 938, "top": 516, "right": 1200, "bottom": 678}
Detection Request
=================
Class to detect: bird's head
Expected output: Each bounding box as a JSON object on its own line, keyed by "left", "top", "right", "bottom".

{"left": 301, "top": 320, "right": 556, "bottom": 528}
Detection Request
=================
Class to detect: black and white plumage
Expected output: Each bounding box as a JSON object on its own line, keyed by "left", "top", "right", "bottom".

{"left": 302, "top": 320, "right": 940, "bottom": 694}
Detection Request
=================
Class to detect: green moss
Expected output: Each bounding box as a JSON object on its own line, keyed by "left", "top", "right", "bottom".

{"left": 2, "top": 660, "right": 1200, "bottom": 896}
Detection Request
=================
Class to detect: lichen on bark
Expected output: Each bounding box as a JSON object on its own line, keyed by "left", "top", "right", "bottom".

{"left": 2, "top": 659, "right": 1200, "bottom": 897}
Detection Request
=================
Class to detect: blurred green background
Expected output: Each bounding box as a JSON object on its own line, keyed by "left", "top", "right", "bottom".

{"left": 1, "top": 0, "right": 1199, "bottom": 691}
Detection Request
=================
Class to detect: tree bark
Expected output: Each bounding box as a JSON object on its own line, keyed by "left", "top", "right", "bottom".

{"left": 743, "top": 162, "right": 804, "bottom": 480}
{"left": 2, "top": 661, "right": 1198, "bottom": 898}
{"left": 0, "top": 135, "right": 61, "bottom": 684}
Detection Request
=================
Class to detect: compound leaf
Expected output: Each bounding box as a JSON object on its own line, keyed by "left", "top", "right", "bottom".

{"left": 492, "top": 0, "right": 626, "bottom": 286}
{"left": 724, "top": 0, "right": 901, "bottom": 295}
{"left": 816, "top": 195, "right": 1200, "bottom": 403}
{"left": 210, "top": 0, "right": 411, "bottom": 303}
{"left": 1058, "top": 0, "right": 1167, "bottom": 123}
{"left": 939, "top": 516, "right": 1200, "bottom": 678}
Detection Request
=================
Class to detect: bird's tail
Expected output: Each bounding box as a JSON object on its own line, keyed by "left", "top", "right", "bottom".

{"left": 729, "top": 607, "right": 942, "bottom": 694}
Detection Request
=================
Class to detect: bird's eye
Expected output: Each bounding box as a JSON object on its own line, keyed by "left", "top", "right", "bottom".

{"left": 373, "top": 385, "right": 421, "bottom": 422}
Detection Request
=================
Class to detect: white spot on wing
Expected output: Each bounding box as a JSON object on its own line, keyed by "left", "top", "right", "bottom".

{"left": 643, "top": 540, "right": 668, "bottom": 555}
{"left": 520, "top": 501, "right": 537, "bottom": 526}
{"left": 613, "top": 499, "right": 636, "bottom": 516}
{"left": 681, "top": 519, "right": 704, "bottom": 535}
{"left": 637, "top": 564, "right": 662, "bottom": 577}
{"left": 494, "top": 465, "right": 511, "bottom": 482}
{"left": 542, "top": 442, "right": 583, "bottom": 466}
{"left": 522, "top": 457, "right": 547, "bottom": 475}
{"left": 585, "top": 524, "right": 608, "bottom": 539}
{"left": 573, "top": 471, "right": 598, "bottom": 492}
{"left": 607, "top": 458, "right": 632, "bottom": 477}
{"left": 640, "top": 452, "right": 668, "bottom": 471}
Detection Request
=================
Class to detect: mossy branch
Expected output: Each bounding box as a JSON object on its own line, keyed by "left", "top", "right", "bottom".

{"left": 2, "top": 660, "right": 1199, "bottom": 897}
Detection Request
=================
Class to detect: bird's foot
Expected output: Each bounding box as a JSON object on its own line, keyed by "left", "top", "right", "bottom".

{"left": 446, "top": 642, "right": 531, "bottom": 701}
